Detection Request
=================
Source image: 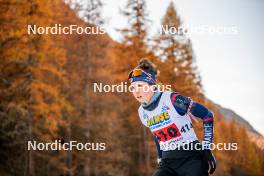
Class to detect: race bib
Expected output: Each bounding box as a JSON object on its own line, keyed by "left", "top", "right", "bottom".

{"left": 152, "top": 123, "right": 181, "bottom": 142}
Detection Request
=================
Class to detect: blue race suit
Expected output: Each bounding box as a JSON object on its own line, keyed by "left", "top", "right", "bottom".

{"left": 138, "top": 91, "right": 214, "bottom": 176}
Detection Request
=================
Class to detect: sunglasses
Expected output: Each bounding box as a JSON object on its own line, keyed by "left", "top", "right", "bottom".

{"left": 128, "top": 69, "right": 143, "bottom": 79}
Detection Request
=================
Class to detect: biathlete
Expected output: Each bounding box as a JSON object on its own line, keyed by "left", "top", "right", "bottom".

{"left": 128, "top": 59, "right": 216, "bottom": 176}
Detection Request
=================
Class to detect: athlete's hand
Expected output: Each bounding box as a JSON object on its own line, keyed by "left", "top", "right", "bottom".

{"left": 157, "top": 158, "right": 162, "bottom": 167}
{"left": 203, "top": 150, "right": 216, "bottom": 175}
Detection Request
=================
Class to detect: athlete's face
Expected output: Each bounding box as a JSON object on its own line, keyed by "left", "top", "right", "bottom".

{"left": 130, "top": 81, "right": 155, "bottom": 104}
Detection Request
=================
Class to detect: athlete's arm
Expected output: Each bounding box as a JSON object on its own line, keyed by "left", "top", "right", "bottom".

{"left": 170, "top": 92, "right": 216, "bottom": 174}
{"left": 170, "top": 92, "right": 214, "bottom": 148}
{"left": 153, "top": 136, "right": 162, "bottom": 163}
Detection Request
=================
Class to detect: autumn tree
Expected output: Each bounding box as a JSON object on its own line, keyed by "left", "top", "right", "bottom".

{"left": 55, "top": 1, "right": 126, "bottom": 175}
{"left": 155, "top": 2, "right": 203, "bottom": 100}
{"left": 0, "top": 0, "right": 70, "bottom": 175}
{"left": 83, "top": 0, "right": 104, "bottom": 26}
{"left": 111, "top": 0, "right": 157, "bottom": 175}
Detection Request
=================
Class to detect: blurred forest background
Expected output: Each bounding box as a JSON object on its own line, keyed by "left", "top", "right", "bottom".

{"left": 0, "top": 0, "right": 264, "bottom": 175}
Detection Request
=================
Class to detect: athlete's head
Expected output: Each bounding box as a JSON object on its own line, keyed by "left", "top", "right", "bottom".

{"left": 128, "top": 58, "right": 158, "bottom": 104}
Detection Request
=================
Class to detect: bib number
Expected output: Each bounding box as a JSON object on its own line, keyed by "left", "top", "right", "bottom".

{"left": 153, "top": 123, "right": 181, "bottom": 142}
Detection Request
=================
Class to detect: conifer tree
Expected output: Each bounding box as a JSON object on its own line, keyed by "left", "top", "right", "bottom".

{"left": 84, "top": 0, "right": 104, "bottom": 26}
{"left": 0, "top": 0, "right": 70, "bottom": 175}
{"left": 112, "top": 0, "right": 154, "bottom": 175}
{"left": 156, "top": 2, "right": 203, "bottom": 99}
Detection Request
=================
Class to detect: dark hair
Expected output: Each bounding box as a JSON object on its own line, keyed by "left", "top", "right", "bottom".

{"left": 137, "top": 58, "right": 157, "bottom": 76}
